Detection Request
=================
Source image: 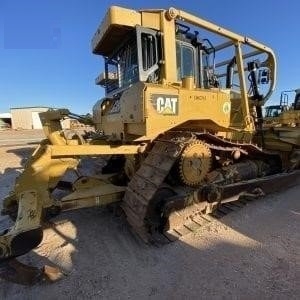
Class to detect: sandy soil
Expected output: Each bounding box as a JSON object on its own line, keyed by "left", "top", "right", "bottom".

{"left": 0, "top": 129, "right": 44, "bottom": 146}
{"left": 0, "top": 144, "right": 299, "bottom": 299}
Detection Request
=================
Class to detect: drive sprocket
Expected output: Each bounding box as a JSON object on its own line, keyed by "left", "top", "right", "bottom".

{"left": 179, "top": 140, "right": 212, "bottom": 186}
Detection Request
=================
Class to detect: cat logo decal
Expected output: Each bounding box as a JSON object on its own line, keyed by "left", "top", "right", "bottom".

{"left": 151, "top": 94, "right": 179, "bottom": 115}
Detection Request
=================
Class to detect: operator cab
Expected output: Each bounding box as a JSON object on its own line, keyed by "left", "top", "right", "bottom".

{"left": 265, "top": 105, "right": 288, "bottom": 118}
{"left": 96, "top": 23, "right": 222, "bottom": 97}
{"left": 95, "top": 27, "right": 160, "bottom": 96}
{"left": 264, "top": 89, "right": 300, "bottom": 119}
{"left": 175, "top": 23, "right": 219, "bottom": 89}
{"left": 294, "top": 90, "right": 300, "bottom": 110}
{"left": 92, "top": 6, "right": 275, "bottom": 123}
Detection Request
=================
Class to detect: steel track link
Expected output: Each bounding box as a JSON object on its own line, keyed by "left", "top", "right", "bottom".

{"left": 121, "top": 133, "right": 193, "bottom": 242}
{"left": 163, "top": 170, "right": 300, "bottom": 241}
{"left": 163, "top": 191, "right": 270, "bottom": 241}
{"left": 124, "top": 168, "right": 300, "bottom": 244}
{"left": 121, "top": 133, "right": 255, "bottom": 243}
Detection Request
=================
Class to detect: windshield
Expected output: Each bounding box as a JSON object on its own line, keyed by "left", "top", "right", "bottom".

{"left": 265, "top": 107, "right": 281, "bottom": 117}
{"left": 104, "top": 36, "right": 138, "bottom": 94}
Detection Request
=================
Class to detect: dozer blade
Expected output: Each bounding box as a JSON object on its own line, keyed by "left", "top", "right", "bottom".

{"left": 0, "top": 175, "right": 126, "bottom": 284}
{"left": 0, "top": 226, "right": 43, "bottom": 262}
{"left": 0, "top": 190, "right": 44, "bottom": 284}
{"left": 0, "top": 190, "right": 43, "bottom": 261}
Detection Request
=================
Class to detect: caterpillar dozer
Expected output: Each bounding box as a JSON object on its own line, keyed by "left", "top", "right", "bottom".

{"left": 262, "top": 89, "right": 300, "bottom": 169}
{"left": 264, "top": 89, "right": 300, "bottom": 125}
{"left": 1, "top": 6, "right": 299, "bottom": 284}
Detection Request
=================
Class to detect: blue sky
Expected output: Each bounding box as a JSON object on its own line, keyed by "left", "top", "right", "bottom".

{"left": 0, "top": 0, "right": 299, "bottom": 114}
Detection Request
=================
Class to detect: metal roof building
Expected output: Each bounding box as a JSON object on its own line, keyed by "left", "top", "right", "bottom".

{"left": 10, "top": 107, "right": 50, "bottom": 129}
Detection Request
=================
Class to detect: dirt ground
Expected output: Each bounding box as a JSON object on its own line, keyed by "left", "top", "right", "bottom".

{"left": 0, "top": 141, "right": 299, "bottom": 299}
{"left": 0, "top": 129, "right": 44, "bottom": 146}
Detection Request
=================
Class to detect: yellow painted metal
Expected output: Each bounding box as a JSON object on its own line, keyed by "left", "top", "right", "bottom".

{"left": 235, "top": 42, "right": 253, "bottom": 131}
{"left": 91, "top": 6, "right": 141, "bottom": 54}
{"left": 143, "top": 84, "right": 240, "bottom": 140}
{"left": 160, "top": 11, "right": 178, "bottom": 84}
{"left": 14, "top": 144, "right": 78, "bottom": 208}
{"left": 0, "top": 190, "right": 42, "bottom": 260}
{"left": 13, "top": 191, "right": 42, "bottom": 231}
{"left": 174, "top": 8, "right": 275, "bottom": 52}
{"left": 0, "top": 140, "right": 77, "bottom": 257}
{"left": 174, "top": 7, "right": 277, "bottom": 103}
{"left": 39, "top": 109, "right": 69, "bottom": 138}
{"left": 262, "top": 91, "right": 300, "bottom": 164}
{"left": 141, "top": 11, "right": 161, "bottom": 30}
{"left": 61, "top": 183, "right": 125, "bottom": 211}
{"left": 179, "top": 141, "right": 212, "bottom": 186}
{"left": 50, "top": 144, "right": 144, "bottom": 157}
{"left": 91, "top": 6, "right": 276, "bottom": 141}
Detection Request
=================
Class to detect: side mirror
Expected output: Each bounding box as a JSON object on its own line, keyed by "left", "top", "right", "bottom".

{"left": 258, "top": 69, "right": 270, "bottom": 84}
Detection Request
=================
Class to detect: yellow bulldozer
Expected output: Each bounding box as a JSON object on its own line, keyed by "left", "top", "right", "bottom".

{"left": 1, "top": 6, "right": 299, "bottom": 284}
{"left": 262, "top": 89, "right": 300, "bottom": 169}
{"left": 264, "top": 89, "right": 300, "bottom": 126}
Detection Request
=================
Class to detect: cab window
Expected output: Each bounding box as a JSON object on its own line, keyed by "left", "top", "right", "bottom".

{"left": 176, "top": 42, "right": 195, "bottom": 80}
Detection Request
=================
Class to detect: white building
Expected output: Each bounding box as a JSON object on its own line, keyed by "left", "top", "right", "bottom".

{"left": 10, "top": 107, "right": 51, "bottom": 129}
